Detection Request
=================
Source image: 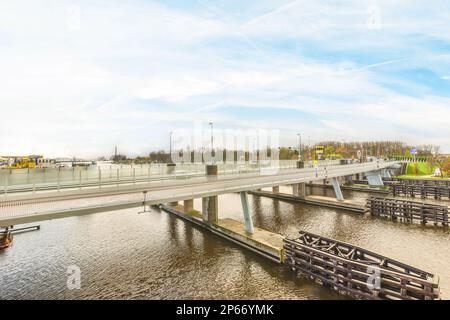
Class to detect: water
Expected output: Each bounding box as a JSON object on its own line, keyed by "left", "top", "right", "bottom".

{"left": 1, "top": 187, "right": 449, "bottom": 300}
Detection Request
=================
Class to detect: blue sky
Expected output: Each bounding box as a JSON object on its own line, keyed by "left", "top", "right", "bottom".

{"left": 0, "top": 0, "right": 449, "bottom": 157}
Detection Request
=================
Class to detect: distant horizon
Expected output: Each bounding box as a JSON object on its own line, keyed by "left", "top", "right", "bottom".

{"left": 1, "top": 139, "right": 445, "bottom": 160}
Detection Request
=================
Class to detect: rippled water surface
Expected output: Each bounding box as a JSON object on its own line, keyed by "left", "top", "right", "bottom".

{"left": 1, "top": 186, "right": 449, "bottom": 299}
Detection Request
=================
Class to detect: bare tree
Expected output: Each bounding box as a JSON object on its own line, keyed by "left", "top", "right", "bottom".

{"left": 430, "top": 146, "right": 445, "bottom": 178}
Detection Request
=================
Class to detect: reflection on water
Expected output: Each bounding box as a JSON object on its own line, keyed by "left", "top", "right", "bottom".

{"left": 1, "top": 186, "right": 449, "bottom": 300}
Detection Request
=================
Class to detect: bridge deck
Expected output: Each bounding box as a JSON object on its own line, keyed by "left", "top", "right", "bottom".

{"left": 0, "top": 162, "right": 395, "bottom": 226}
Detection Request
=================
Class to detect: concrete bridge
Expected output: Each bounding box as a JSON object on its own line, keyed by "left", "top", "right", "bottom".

{"left": 0, "top": 161, "right": 397, "bottom": 228}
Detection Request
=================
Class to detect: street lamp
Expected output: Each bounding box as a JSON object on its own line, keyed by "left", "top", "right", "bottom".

{"left": 169, "top": 131, "right": 173, "bottom": 163}
{"left": 297, "top": 133, "right": 302, "bottom": 161}
{"left": 209, "top": 122, "right": 214, "bottom": 152}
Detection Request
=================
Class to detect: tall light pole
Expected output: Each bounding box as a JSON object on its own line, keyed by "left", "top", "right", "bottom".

{"left": 209, "top": 122, "right": 214, "bottom": 162}
{"left": 297, "top": 133, "right": 302, "bottom": 161}
{"left": 169, "top": 131, "right": 173, "bottom": 163}
{"left": 209, "top": 122, "right": 214, "bottom": 151}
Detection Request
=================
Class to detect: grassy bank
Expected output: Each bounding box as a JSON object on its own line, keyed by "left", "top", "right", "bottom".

{"left": 396, "top": 162, "right": 449, "bottom": 180}
{"left": 406, "top": 162, "right": 433, "bottom": 175}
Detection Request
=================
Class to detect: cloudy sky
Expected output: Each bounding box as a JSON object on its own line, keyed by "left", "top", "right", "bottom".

{"left": 1, "top": 0, "right": 449, "bottom": 158}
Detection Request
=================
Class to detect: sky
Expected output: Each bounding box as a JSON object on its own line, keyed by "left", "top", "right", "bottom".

{"left": 0, "top": 0, "right": 449, "bottom": 158}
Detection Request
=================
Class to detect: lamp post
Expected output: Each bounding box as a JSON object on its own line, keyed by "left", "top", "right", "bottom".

{"left": 209, "top": 122, "right": 213, "bottom": 151}
{"left": 209, "top": 122, "right": 214, "bottom": 163}
{"left": 297, "top": 133, "right": 302, "bottom": 161}
{"left": 169, "top": 131, "right": 173, "bottom": 163}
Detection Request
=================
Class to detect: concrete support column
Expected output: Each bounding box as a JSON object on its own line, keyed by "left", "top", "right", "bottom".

{"left": 202, "top": 196, "right": 218, "bottom": 223}
{"left": 240, "top": 192, "right": 254, "bottom": 234}
{"left": 366, "top": 170, "right": 384, "bottom": 186}
{"left": 380, "top": 169, "right": 391, "bottom": 179}
{"left": 345, "top": 175, "right": 354, "bottom": 185}
{"left": 292, "top": 183, "right": 306, "bottom": 199}
{"left": 293, "top": 184, "right": 299, "bottom": 197}
{"left": 183, "top": 199, "right": 193, "bottom": 213}
{"left": 331, "top": 177, "right": 344, "bottom": 201}
{"left": 202, "top": 164, "right": 219, "bottom": 223}
{"left": 272, "top": 186, "right": 279, "bottom": 194}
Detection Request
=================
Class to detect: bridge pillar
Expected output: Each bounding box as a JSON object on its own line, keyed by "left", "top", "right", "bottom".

{"left": 331, "top": 177, "right": 344, "bottom": 201}
{"left": 380, "top": 169, "right": 391, "bottom": 179}
{"left": 345, "top": 175, "right": 354, "bottom": 185}
{"left": 183, "top": 199, "right": 194, "bottom": 213}
{"left": 202, "top": 164, "right": 219, "bottom": 223}
{"left": 202, "top": 196, "right": 218, "bottom": 223}
{"left": 168, "top": 201, "right": 178, "bottom": 207}
{"left": 272, "top": 186, "right": 280, "bottom": 194}
{"left": 366, "top": 170, "right": 384, "bottom": 186}
{"left": 240, "top": 192, "right": 254, "bottom": 234}
{"left": 292, "top": 183, "right": 306, "bottom": 199}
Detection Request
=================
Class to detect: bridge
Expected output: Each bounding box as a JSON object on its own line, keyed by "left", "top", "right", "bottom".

{"left": 0, "top": 161, "right": 396, "bottom": 227}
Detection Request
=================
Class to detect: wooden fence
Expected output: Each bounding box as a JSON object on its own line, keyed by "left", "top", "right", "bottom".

{"left": 367, "top": 197, "right": 448, "bottom": 226}
{"left": 391, "top": 183, "right": 450, "bottom": 200}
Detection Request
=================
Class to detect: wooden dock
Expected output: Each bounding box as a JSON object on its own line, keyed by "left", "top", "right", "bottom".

{"left": 367, "top": 197, "right": 449, "bottom": 226}
{"left": 284, "top": 231, "right": 440, "bottom": 300}
{"left": 159, "top": 205, "right": 284, "bottom": 263}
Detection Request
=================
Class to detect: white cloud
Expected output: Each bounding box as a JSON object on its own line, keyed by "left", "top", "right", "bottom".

{"left": 0, "top": 0, "right": 449, "bottom": 157}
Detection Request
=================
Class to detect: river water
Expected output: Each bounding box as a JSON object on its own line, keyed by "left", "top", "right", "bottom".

{"left": 1, "top": 186, "right": 449, "bottom": 300}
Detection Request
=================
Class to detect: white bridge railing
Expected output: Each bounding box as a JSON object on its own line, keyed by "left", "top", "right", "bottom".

{"left": 0, "top": 160, "right": 343, "bottom": 195}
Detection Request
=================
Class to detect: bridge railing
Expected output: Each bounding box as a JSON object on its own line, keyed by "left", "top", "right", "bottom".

{"left": 0, "top": 159, "right": 366, "bottom": 195}
{"left": 0, "top": 161, "right": 396, "bottom": 220}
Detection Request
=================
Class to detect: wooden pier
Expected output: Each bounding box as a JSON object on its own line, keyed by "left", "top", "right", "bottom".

{"left": 367, "top": 197, "right": 449, "bottom": 226}
{"left": 159, "top": 205, "right": 284, "bottom": 263}
{"left": 391, "top": 182, "right": 450, "bottom": 200}
{"left": 284, "top": 231, "right": 440, "bottom": 300}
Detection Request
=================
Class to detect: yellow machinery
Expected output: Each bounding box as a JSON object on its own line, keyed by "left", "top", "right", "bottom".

{"left": 315, "top": 146, "right": 325, "bottom": 160}
{"left": 6, "top": 157, "right": 36, "bottom": 169}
